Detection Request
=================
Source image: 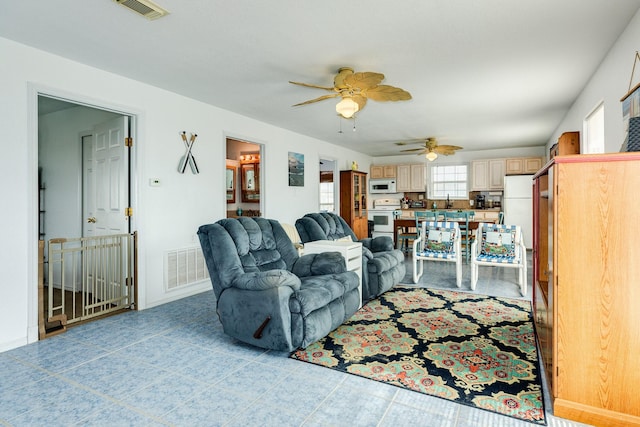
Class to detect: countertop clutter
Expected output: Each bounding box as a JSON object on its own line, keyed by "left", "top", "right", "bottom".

{"left": 395, "top": 208, "right": 501, "bottom": 221}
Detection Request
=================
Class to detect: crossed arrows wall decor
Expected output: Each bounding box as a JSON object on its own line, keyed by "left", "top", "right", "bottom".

{"left": 179, "top": 131, "right": 199, "bottom": 174}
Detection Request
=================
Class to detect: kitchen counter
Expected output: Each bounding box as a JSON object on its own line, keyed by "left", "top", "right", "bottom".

{"left": 396, "top": 208, "right": 502, "bottom": 222}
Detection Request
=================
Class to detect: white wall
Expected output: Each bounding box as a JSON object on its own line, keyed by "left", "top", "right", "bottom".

{"left": 549, "top": 9, "right": 640, "bottom": 152}
{"left": 0, "top": 36, "right": 372, "bottom": 351}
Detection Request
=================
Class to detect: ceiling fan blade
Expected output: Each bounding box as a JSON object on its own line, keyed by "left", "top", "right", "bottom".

{"left": 292, "top": 93, "right": 340, "bottom": 107}
{"left": 395, "top": 140, "right": 424, "bottom": 146}
{"left": 352, "top": 95, "right": 368, "bottom": 111}
{"left": 289, "top": 81, "right": 336, "bottom": 91}
{"left": 344, "top": 72, "right": 385, "bottom": 90}
{"left": 400, "top": 148, "right": 425, "bottom": 153}
{"left": 434, "top": 145, "right": 463, "bottom": 152}
{"left": 365, "top": 85, "right": 412, "bottom": 102}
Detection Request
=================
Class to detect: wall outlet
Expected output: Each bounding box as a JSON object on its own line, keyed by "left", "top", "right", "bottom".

{"left": 149, "top": 178, "right": 161, "bottom": 187}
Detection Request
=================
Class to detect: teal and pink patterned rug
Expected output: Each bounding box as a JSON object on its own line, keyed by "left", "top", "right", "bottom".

{"left": 290, "top": 286, "right": 546, "bottom": 425}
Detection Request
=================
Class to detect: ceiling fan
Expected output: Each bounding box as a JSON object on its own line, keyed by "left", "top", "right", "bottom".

{"left": 396, "top": 137, "right": 463, "bottom": 161}
{"left": 289, "top": 67, "right": 412, "bottom": 119}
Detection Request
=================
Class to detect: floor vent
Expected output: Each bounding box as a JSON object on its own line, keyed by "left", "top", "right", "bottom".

{"left": 114, "top": 0, "right": 169, "bottom": 20}
{"left": 165, "top": 247, "right": 209, "bottom": 290}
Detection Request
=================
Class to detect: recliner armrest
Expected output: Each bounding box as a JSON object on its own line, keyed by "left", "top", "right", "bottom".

{"left": 292, "top": 252, "right": 347, "bottom": 277}
{"left": 361, "top": 235, "right": 394, "bottom": 253}
{"left": 232, "top": 270, "right": 301, "bottom": 291}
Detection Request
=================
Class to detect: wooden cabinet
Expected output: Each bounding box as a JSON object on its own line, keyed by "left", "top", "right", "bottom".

{"left": 533, "top": 153, "right": 640, "bottom": 426}
{"left": 549, "top": 131, "right": 580, "bottom": 158}
{"left": 370, "top": 165, "right": 396, "bottom": 179}
{"left": 396, "top": 164, "right": 425, "bottom": 192}
{"left": 471, "top": 159, "right": 505, "bottom": 190}
{"left": 340, "top": 170, "right": 368, "bottom": 239}
{"left": 505, "top": 157, "right": 543, "bottom": 175}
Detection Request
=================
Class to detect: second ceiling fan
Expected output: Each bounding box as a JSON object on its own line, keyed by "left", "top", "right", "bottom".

{"left": 396, "top": 137, "right": 463, "bottom": 161}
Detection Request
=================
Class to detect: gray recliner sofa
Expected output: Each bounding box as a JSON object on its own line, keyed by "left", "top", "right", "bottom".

{"left": 295, "top": 212, "right": 405, "bottom": 303}
{"left": 198, "top": 217, "right": 360, "bottom": 351}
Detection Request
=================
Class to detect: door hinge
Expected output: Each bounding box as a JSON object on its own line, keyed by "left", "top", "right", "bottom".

{"left": 125, "top": 137, "right": 133, "bottom": 147}
{"left": 125, "top": 207, "right": 133, "bottom": 217}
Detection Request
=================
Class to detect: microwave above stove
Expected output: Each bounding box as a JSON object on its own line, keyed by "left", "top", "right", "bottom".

{"left": 370, "top": 179, "right": 397, "bottom": 194}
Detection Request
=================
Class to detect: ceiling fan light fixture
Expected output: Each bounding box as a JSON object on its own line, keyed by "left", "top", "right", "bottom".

{"left": 426, "top": 151, "right": 438, "bottom": 161}
{"left": 336, "top": 97, "right": 359, "bottom": 118}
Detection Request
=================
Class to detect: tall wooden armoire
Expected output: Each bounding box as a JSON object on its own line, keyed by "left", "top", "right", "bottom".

{"left": 533, "top": 153, "right": 640, "bottom": 427}
{"left": 340, "top": 170, "right": 368, "bottom": 240}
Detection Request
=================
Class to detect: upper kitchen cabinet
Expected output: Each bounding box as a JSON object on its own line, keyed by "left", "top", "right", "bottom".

{"left": 370, "top": 165, "right": 396, "bottom": 179}
{"left": 397, "top": 164, "right": 426, "bottom": 192}
{"left": 505, "top": 157, "right": 543, "bottom": 175}
{"left": 471, "top": 159, "right": 505, "bottom": 191}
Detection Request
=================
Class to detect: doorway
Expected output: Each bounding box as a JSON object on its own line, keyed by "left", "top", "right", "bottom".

{"left": 319, "top": 158, "right": 337, "bottom": 212}
{"left": 37, "top": 95, "right": 136, "bottom": 336}
{"left": 225, "top": 137, "right": 263, "bottom": 218}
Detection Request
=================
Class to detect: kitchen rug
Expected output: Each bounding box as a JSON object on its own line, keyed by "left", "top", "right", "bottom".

{"left": 290, "top": 286, "right": 546, "bottom": 425}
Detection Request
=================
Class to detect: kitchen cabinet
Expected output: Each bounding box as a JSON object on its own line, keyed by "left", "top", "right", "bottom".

{"left": 470, "top": 159, "right": 505, "bottom": 190}
{"left": 532, "top": 153, "right": 640, "bottom": 427}
{"left": 396, "top": 164, "right": 425, "bottom": 192}
{"left": 370, "top": 165, "right": 396, "bottom": 179}
{"left": 340, "top": 170, "right": 368, "bottom": 239}
{"left": 505, "top": 157, "right": 543, "bottom": 175}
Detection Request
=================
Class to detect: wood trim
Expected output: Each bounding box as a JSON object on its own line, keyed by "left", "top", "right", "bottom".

{"left": 553, "top": 152, "right": 640, "bottom": 163}
{"left": 554, "top": 398, "right": 640, "bottom": 427}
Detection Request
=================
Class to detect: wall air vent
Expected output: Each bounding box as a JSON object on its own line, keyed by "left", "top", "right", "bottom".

{"left": 114, "top": 0, "right": 169, "bottom": 20}
{"left": 165, "top": 247, "right": 209, "bottom": 291}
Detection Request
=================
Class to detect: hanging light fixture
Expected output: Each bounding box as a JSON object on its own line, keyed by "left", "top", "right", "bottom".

{"left": 336, "top": 97, "right": 359, "bottom": 118}
{"left": 426, "top": 150, "right": 438, "bottom": 161}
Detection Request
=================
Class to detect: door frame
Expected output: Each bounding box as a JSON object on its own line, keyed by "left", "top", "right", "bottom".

{"left": 27, "top": 83, "right": 142, "bottom": 344}
{"left": 319, "top": 154, "right": 339, "bottom": 213}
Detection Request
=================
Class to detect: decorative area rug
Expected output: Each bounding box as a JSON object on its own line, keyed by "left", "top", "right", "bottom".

{"left": 290, "top": 286, "right": 546, "bottom": 425}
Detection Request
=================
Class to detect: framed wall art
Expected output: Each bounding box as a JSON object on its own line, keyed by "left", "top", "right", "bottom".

{"left": 288, "top": 152, "right": 304, "bottom": 187}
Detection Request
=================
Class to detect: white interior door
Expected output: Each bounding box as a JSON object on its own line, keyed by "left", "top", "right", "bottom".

{"left": 84, "top": 116, "right": 130, "bottom": 305}
{"left": 91, "top": 116, "right": 130, "bottom": 235}
{"left": 82, "top": 134, "right": 95, "bottom": 238}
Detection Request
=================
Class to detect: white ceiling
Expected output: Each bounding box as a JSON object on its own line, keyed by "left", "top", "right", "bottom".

{"left": 3, "top": 0, "right": 640, "bottom": 156}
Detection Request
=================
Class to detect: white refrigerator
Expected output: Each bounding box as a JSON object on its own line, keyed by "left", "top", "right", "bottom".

{"left": 502, "top": 175, "right": 534, "bottom": 249}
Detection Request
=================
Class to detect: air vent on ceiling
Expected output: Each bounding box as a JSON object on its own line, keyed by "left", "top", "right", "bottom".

{"left": 114, "top": 0, "right": 169, "bottom": 20}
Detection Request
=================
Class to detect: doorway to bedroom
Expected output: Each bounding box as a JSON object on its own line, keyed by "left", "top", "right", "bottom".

{"left": 37, "top": 95, "right": 137, "bottom": 338}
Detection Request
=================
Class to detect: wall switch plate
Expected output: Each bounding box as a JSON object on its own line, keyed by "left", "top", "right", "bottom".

{"left": 149, "top": 178, "right": 161, "bottom": 187}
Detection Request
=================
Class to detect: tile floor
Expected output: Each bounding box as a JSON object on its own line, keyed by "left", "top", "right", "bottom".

{"left": 0, "top": 253, "right": 592, "bottom": 427}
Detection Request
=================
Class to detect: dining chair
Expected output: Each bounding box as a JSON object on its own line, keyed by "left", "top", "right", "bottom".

{"left": 412, "top": 220, "right": 462, "bottom": 286}
{"left": 469, "top": 223, "right": 527, "bottom": 295}
{"left": 414, "top": 211, "right": 438, "bottom": 239}
{"left": 393, "top": 210, "right": 417, "bottom": 253}
{"left": 444, "top": 210, "right": 474, "bottom": 261}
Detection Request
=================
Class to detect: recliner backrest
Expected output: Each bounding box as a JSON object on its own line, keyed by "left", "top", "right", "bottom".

{"left": 296, "top": 212, "right": 357, "bottom": 243}
{"left": 198, "top": 217, "right": 299, "bottom": 298}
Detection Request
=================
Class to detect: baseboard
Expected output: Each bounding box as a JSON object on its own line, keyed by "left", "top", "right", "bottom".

{"left": 554, "top": 398, "right": 640, "bottom": 427}
{"left": 0, "top": 336, "right": 29, "bottom": 353}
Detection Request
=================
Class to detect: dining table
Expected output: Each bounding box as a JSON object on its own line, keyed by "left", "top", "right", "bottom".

{"left": 392, "top": 217, "right": 492, "bottom": 248}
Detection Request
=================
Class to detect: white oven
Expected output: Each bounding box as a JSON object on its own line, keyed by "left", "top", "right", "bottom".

{"left": 368, "top": 199, "right": 401, "bottom": 238}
